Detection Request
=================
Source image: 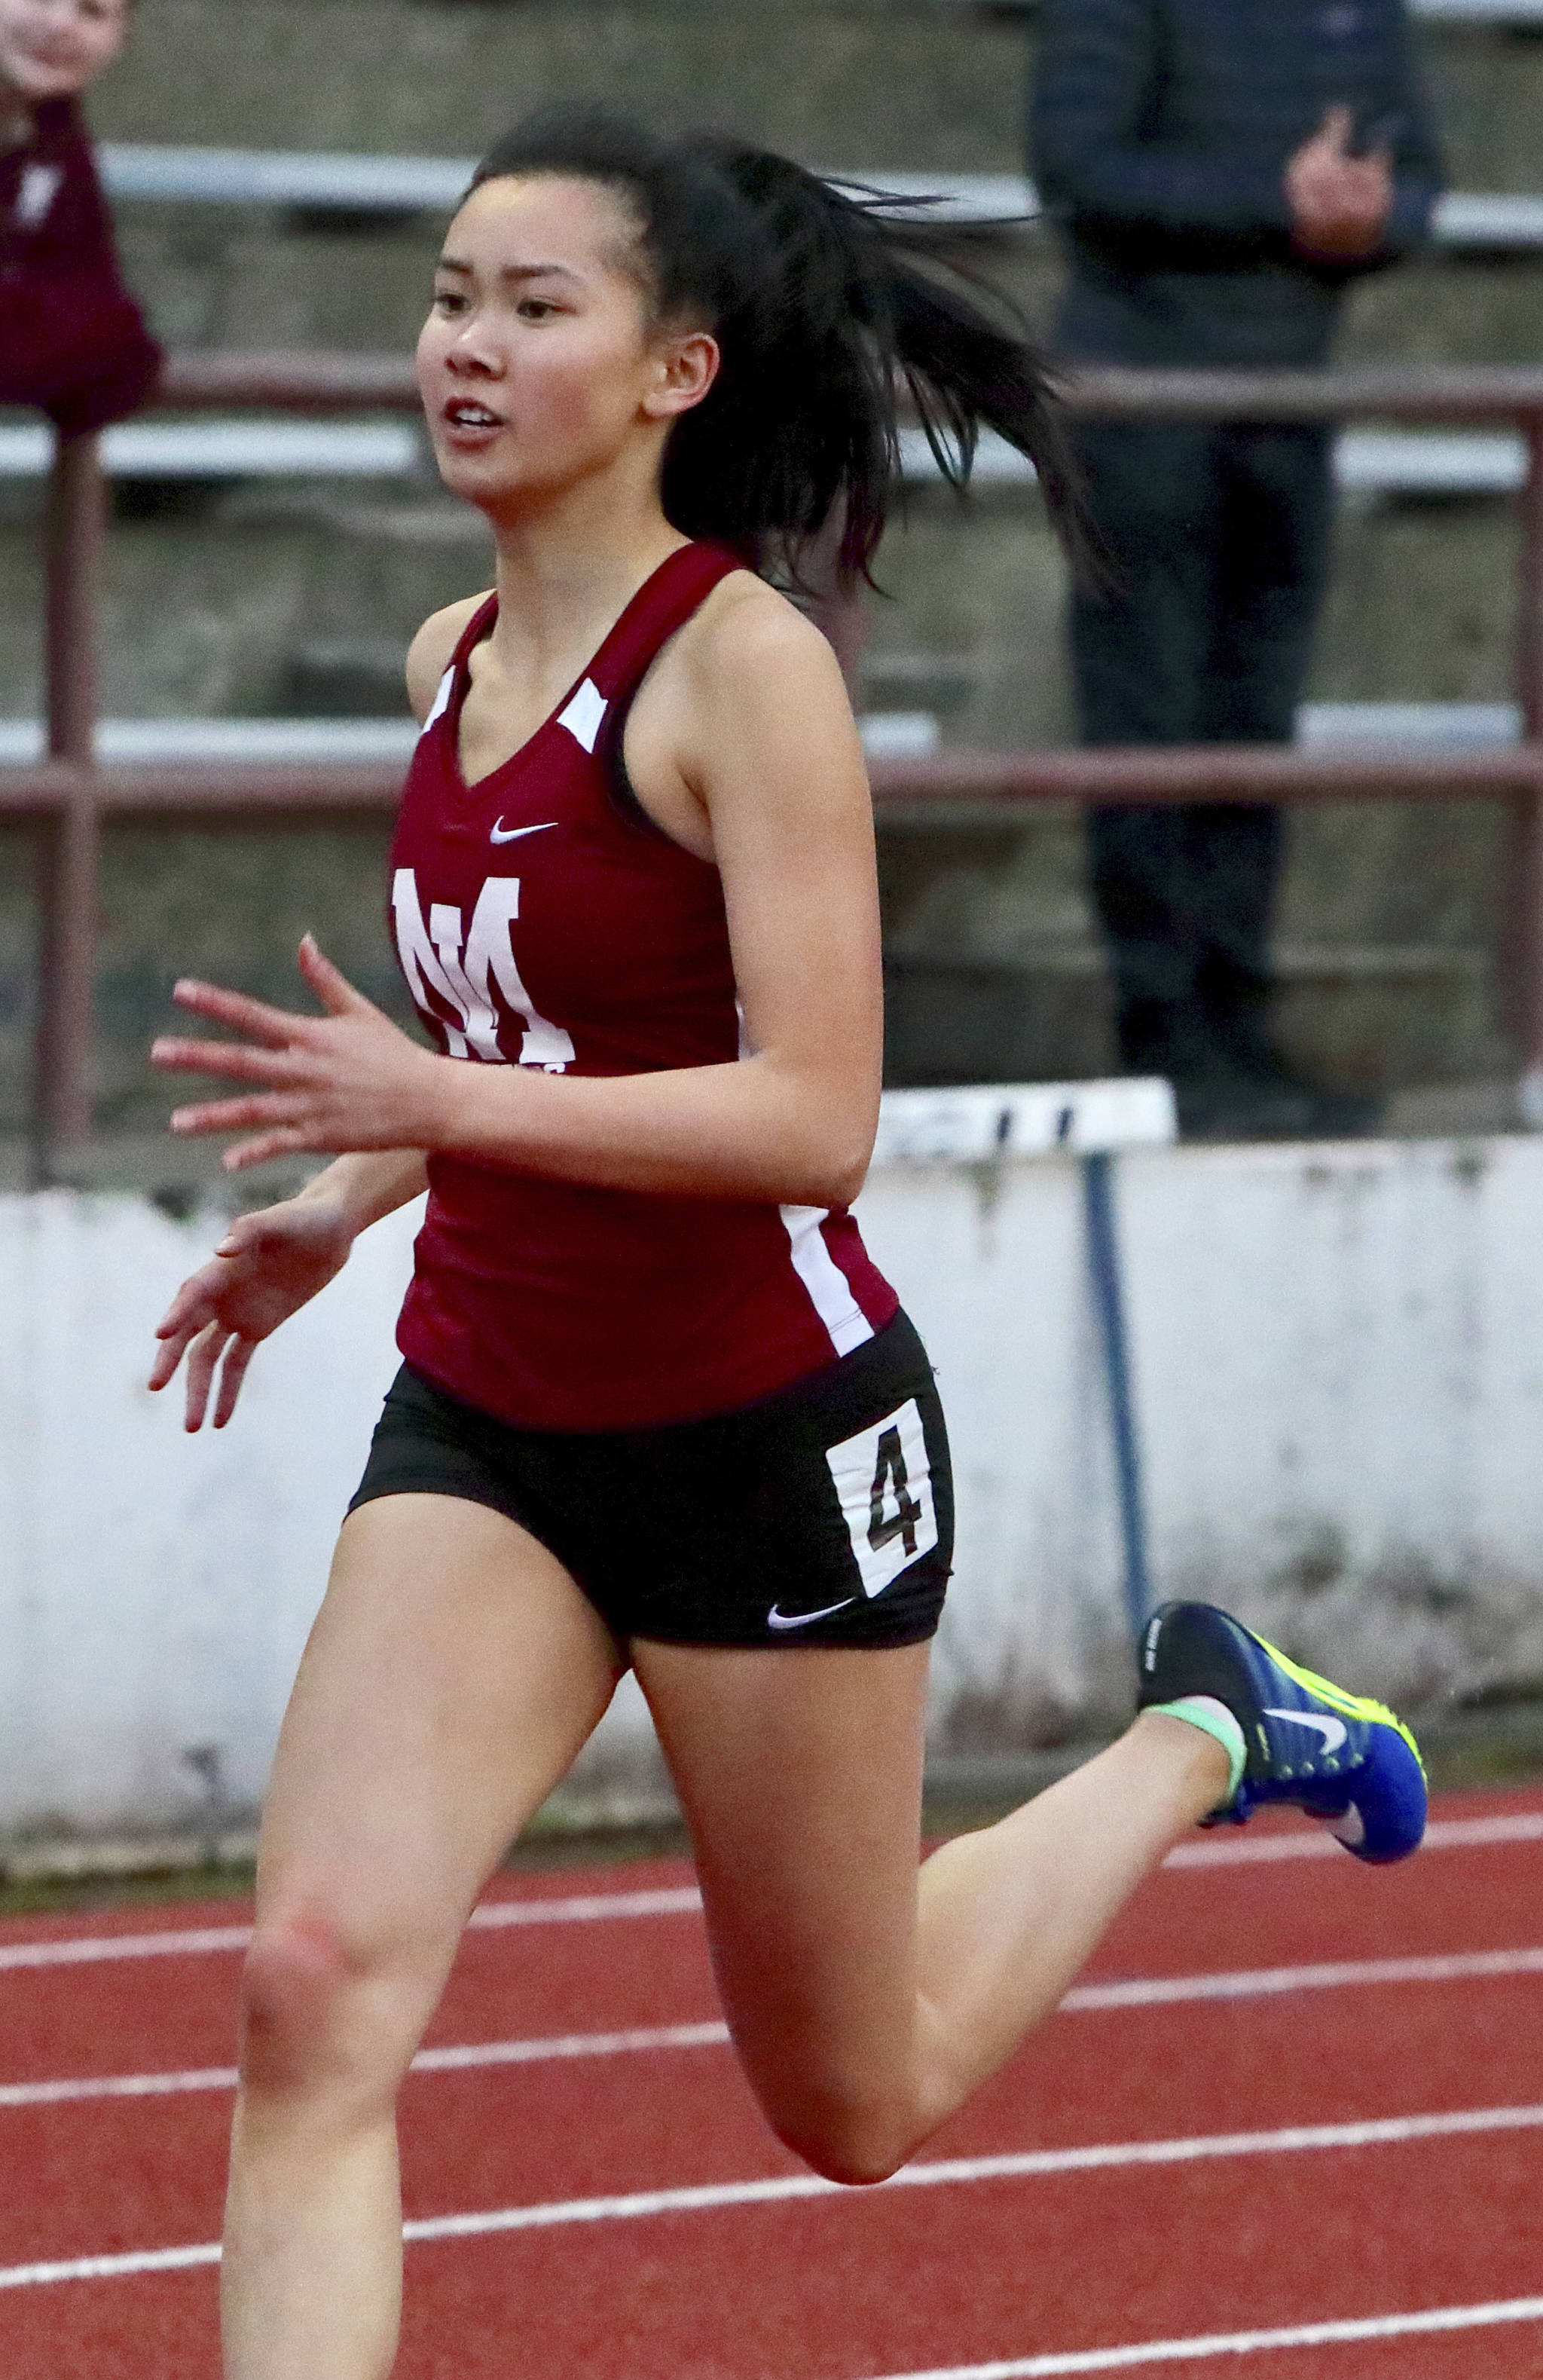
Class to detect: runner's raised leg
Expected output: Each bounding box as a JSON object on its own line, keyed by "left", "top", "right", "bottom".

{"left": 634, "top": 1639, "right": 1227, "bottom": 2185}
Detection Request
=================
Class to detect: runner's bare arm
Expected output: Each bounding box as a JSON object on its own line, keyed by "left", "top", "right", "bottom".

{"left": 203, "top": 601, "right": 489, "bottom": 1222}
{"left": 405, "top": 595, "right": 491, "bottom": 723}
{"left": 480, "top": 583, "right": 887, "bottom": 1203}
{"left": 152, "top": 589, "right": 881, "bottom": 1207}
{"left": 247, "top": 607, "right": 500, "bottom": 1218}
{"left": 293, "top": 1148, "right": 430, "bottom": 1231}
{"left": 144, "top": 607, "right": 458, "bottom": 1421}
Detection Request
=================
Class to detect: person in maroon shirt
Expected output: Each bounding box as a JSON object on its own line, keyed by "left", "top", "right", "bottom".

{"left": 0, "top": 0, "right": 160, "bottom": 433}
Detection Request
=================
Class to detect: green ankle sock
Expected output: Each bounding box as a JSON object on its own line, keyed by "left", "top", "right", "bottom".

{"left": 1148, "top": 1694, "right": 1246, "bottom": 1802}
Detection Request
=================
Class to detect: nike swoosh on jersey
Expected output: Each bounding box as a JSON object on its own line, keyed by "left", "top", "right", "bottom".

{"left": 490, "top": 819, "right": 559, "bottom": 845}
{"left": 767, "top": 1598, "right": 857, "bottom": 1632}
{"left": 1263, "top": 1708, "right": 1349, "bottom": 1754}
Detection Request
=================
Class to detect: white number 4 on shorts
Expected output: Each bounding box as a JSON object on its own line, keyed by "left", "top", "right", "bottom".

{"left": 825, "top": 1400, "right": 939, "bottom": 1599}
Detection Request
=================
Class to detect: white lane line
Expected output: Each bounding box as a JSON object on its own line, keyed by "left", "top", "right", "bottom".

{"left": 860, "top": 2293, "right": 1543, "bottom": 2378}
{"left": 0, "top": 2242, "right": 224, "bottom": 2290}
{"left": 1062, "top": 1942, "right": 1543, "bottom": 2011}
{"left": 0, "top": 1923, "right": 254, "bottom": 1974}
{"left": 7, "top": 1942, "right": 1540, "bottom": 2112}
{"left": 0, "top": 1885, "right": 703, "bottom": 1974}
{"left": 0, "top": 2021, "right": 733, "bottom": 2110}
{"left": 4, "top": 1813, "right": 1541, "bottom": 1976}
{"left": 1166, "top": 1810, "right": 1543, "bottom": 1868}
{"left": 0, "top": 2065, "right": 237, "bottom": 2109}
{"left": 466, "top": 1887, "right": 702, "bottom": 1929}
{"left": 4, "top": 2100, "right": 1541, "bottom": 2290}
{"left": 411, "top": 2018, "right": 729, "bottom": 2073}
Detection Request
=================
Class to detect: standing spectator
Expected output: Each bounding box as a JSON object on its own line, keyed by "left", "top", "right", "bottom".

{"left": 1031, "top": 0, "right": 1444, "bottom": 1136}
{"left": 1, "top": 0, "right": 160, "bottom": 435}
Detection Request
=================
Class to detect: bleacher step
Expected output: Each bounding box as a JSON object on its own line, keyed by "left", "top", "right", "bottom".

{"left": 0, "top": 423, "right": 1524, "bottom": 500}
{"left": 0, "top": 705, "right": 1518, "bottom": 767}
{"left": 0, "top": 714, "right": 943, "bottom": 766}
{"left": 96, "top": 148, "right": 1543, "bottom": 252}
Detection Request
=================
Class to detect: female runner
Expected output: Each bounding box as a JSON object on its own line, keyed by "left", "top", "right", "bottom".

{"left": 150, "top": 108, "right": 1428, "bottom": 2380}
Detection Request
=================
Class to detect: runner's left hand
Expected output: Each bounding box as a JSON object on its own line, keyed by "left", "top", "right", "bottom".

{"left": 152, "top": 936, "right": 448, "bottom": 1170}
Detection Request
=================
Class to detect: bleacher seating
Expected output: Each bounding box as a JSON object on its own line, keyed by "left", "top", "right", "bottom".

{"left": 0, "top": 711, "right": 946, "bottom": 765}
{"left": 958, "top": 0, "right": 1543, "bottom": 19}
{"left": 100, "top": 146, "right": 473, "bottom": 213}
{"left": 0, "top": 415, "right": 1523, "bottom": 501}
{"left": 896, "top": 425, "right": 1527, "bottom": 496}
{"left": 43, "top": 16, "right": 1543, "bottom": 778}
{"left": 0, "top": 700, "right": 1514, "bottom": 767}
{"left": 96, "top": 148, "right": 1543, "bottom": 253}
{"left": 0, "top": 418, "right": 421, "bottom": 480}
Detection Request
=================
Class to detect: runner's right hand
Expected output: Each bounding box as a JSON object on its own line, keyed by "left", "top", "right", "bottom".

{"left": 149, "top": 1195, "right": 356, "bottom": 1432}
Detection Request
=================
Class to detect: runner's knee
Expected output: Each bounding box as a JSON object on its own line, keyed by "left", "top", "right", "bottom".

{"left": 765, "top": 2080, "right": 915, "bottom": 2188}
{"left": 238, "top": 1909, "right": 404, "bottom": 2103}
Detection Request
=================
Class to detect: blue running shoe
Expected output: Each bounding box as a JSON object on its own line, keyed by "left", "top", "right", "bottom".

{"left": 1138, "top": 1601, "right": 1427, "bottom": 1865}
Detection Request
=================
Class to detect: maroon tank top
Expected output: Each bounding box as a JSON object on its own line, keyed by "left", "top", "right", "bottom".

{"left": 387, "top": 540, "right": 898, "bottom": 1431}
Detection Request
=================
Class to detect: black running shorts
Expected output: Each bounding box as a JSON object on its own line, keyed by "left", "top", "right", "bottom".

{"left": 347, "top": 1309, "right": 952, "bottom": 1650}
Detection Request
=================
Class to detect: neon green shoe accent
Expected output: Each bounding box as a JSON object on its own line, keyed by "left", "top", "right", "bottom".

{"left": 1148, "top": 1694, "right": 1247, "bottom": 1801}
{"left": 1253, "top": 1635, "right": 1428, "bottom": 1782}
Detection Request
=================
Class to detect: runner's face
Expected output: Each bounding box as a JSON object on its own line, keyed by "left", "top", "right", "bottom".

{"left": 418, "top": 175, "right": 713, "bottom": 519}
{"left": 0, "top": 0, "right": 128, "bottom": 100}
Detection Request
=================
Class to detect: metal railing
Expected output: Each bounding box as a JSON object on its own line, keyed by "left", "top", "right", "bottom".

{"left": 10, "top": 353, "right": 1543, "bottom": 1175}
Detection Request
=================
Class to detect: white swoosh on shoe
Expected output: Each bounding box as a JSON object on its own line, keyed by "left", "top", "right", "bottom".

{"left": 1263, "top": 1708, "right": 1349, "bottom": 1754}
{"left": 490, "top": 819, "right": 559, "bottom": 845}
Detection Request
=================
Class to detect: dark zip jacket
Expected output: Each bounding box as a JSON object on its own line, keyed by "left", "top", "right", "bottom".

{"left": 1029, "top": 0, "right": 1445, "bottom": 366}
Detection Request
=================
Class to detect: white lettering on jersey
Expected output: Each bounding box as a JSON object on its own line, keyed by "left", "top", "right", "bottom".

{"left": 392, "top": 868, "right": 575, "bottom": 1071}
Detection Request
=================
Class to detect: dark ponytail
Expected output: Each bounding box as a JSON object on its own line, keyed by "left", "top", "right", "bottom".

{"left": 470, "top": 107, "right": 1080, "bottom": 589}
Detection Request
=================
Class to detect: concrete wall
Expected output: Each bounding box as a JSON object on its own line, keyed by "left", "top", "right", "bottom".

{"left": 4, "top": 1132, "right": 1542, "bottom": 1846}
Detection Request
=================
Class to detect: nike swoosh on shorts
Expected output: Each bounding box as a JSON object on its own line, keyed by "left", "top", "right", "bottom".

{"left": 766, "top": 1598, "right": 857, "bottom": 1632}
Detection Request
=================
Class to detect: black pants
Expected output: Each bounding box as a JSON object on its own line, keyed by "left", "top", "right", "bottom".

{"left": 1070, "top": 418, "right": 1335, "bottom": 1077}
{"left": 349, "top": 1313, "right": 952, "bottom": 1651}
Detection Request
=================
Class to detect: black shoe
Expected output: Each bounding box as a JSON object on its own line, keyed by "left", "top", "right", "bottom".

{"left": 1175, "top": 1064, "right": 1382, "bottom": 1143}
{"left": 1205, "top": 1021, "right": 1384, "bottom": 1140}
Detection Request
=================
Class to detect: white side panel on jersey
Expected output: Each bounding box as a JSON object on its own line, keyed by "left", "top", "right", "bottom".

{"left": 780, "top": 1205, "right": 875, "bottom": 1358}
{"left": 558, "top": 678, "right": 608, "bottom": 754}
{"left": 420, "top": 668, "right": 454, "bottom": 736}
{"left": 826, "top": 1397, "right": 938, "bottom": 1598}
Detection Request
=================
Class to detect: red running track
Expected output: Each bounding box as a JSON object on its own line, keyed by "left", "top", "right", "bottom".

{"left": 2, "top": 1787, "right": 1543, "bottom": 2378}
